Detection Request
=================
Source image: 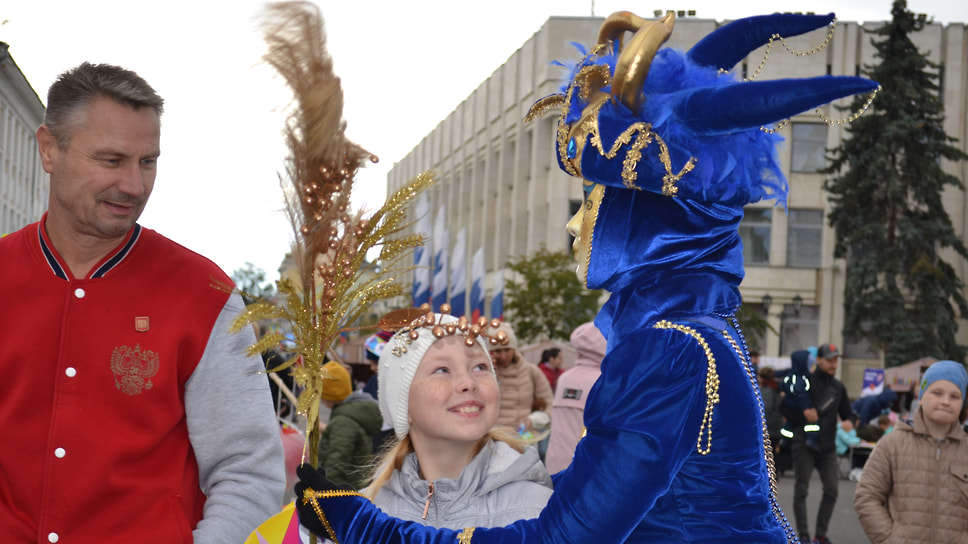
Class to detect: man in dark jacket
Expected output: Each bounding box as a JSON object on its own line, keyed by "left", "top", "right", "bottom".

{"left": 318, "top": 361, "right": 383, "bottom": 489}
{"left": 790, "top": 343, "right": 857, "bottom": 544}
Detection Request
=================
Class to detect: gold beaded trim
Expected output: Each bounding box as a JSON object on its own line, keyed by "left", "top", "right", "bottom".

{"left": 741, "top": 20, "right": 837, "bottom": 82}
{"left": 457, "top": 527, "right": 476, "bottom": 543}
{"left": 760, "top": 87, "right": 880, "bottom": 134}
{"left": 302, "top": 488, "right": 371, "bottom": 544}
{"left": 388, "top": 303, "right": 508, "bottom": 357}
{"left": 653, "top": 320, "right": 720, "bottom": 454}
{"left": 720, "top": 331, "right": 790, "bottom": 538}
{"left": 738, "top": 19, "right": 877, "bottom": 134}
{"left": 817, "top": 87, "right": 880, "bottom": 125}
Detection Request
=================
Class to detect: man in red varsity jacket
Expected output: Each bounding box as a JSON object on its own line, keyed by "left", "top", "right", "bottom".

{"left": 0, "top": 62, "right": 285, "bottom": 543}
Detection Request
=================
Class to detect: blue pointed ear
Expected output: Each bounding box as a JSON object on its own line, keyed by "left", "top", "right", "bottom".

{"left": 673, "top": 76, "right": 879, "bottom": 134}
{"left": 687, "top": 13, "right": 835, "bottom": 71}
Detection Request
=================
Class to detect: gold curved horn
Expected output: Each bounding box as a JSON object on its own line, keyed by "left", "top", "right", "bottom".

{"left": 611, "top": 11, "right": 675, "bottom": 112}
{"left": 596, "top": 11, "right": 651, "bottom": 47}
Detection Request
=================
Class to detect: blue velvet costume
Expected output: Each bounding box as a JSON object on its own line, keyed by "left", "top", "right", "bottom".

{"left": 295, "top": 11, "right": 879, "bottom": 544}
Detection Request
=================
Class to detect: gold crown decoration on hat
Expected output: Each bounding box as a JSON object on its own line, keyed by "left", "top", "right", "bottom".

{"left": 379, "top": 304, "right": 510, "bottom": 357}
{"left": 228, "top": 1, "right": 434, "bottom": 481}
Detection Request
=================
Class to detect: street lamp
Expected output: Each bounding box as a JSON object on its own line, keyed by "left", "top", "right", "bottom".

{"left": 761, "top": 293, "right": 772, "bottom": 314}
{"left": 792, "top": 294, "right": 803, "bottom": 315}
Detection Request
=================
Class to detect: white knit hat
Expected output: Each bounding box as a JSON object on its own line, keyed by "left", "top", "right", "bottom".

{"left": 378, "top": 313, "right": 496, "bottom": 439}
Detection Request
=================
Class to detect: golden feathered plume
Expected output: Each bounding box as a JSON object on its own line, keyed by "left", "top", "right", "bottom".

{"left": 231, "top": 0, "right": 434, "bottom": 473}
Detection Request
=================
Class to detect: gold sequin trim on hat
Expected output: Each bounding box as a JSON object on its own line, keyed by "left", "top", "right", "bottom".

{"left": 525, "top": 44, "right": 696, "bottom": 196}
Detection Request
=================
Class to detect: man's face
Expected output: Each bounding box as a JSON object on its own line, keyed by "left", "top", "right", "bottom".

{"left": 816, "top": 355, "right": 839, "bottom": 376}
{"left": 38, "top": 96, "right": 160, "bottom": 244}
{"left": 565, "top": 181, "right": 605, "bottom": 286}
{"left": 489, "top": 347, "right": 515, "bottom": 369}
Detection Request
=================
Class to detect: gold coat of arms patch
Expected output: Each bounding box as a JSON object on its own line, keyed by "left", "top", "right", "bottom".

{"left": 110, "top": 344, "right": 160, "bottom": 395}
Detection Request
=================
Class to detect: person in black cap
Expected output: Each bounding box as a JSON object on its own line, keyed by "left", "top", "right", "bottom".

{"left": 791, "top": 342, "right": 857, "bottom": 544}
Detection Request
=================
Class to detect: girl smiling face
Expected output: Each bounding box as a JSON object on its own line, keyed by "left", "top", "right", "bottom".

{"left": 407, "top": 335, "right": 500, "bottom": 451}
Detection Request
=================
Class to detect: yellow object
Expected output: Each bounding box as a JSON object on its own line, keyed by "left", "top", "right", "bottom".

{"left": 244, "top": 502, "right": 301, "bottom": 544}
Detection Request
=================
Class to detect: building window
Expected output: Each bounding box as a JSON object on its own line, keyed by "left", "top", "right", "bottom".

{"left": 740, "top": 208, "right": 772, "bottom": 265}
{"left": 791, "top": 123, "right": 828, "bottom": 173}
{"left": 787, "top": 209, "right": 823, "bottom": 268}
{"left": 780, "top": 304, "right": 819, "bottom": 355}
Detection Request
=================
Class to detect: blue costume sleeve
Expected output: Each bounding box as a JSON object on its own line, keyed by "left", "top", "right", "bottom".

{"left": 299, "top": 325, "right": 785, "bottom": 543}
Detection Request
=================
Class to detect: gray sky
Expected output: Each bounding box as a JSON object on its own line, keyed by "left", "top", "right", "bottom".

{"left": 3, "top": 0, "right": 965, "bottom": 279}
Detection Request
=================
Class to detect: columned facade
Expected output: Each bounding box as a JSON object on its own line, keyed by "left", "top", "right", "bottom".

{"left": 0, "top": 43, "right": 47, "bottom": 237}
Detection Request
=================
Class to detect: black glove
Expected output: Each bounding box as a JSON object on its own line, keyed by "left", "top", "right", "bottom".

{"left": 294, "top": 464, "right": 354, "bottom": 538}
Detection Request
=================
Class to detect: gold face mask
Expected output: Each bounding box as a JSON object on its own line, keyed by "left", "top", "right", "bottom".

{"left": 566, "top": 181, "right": 605, "bottom": 287}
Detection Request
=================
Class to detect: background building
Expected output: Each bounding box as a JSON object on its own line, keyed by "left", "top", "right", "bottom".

{"left": 387, "top": 14, "right": 968, "bottom": 392}
{"left": 0, "top": 42, "right": 46, "bottom": 237}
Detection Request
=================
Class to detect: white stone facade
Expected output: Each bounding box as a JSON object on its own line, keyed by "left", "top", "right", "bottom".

{"left": 0, "top": 43, "right": 46, "bottom": 237}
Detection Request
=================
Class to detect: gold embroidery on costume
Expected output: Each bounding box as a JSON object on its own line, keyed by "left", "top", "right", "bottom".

{"left": 652, "top": 321, "right": 720, "bottom": 454}
{"left": 302, "top": 488, "right": 371, "bottom": 544}
{"left": 110, "top": 344, "right": 160, "bottom": 395}
{"left": 457, "top": 527, "right": 476, "bottom": 543}
{"left": 524, "top": 33, "right": 696, "bottom": 196}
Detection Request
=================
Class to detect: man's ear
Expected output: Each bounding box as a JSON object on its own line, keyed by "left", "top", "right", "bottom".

{"left": 36, "top": 125, "right": 57, "bottom": 173}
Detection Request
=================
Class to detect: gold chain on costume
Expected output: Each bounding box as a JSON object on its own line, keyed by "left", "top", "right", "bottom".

{"left": 302, "top": 488, "right": 371, "bottom": 544}
{"left": 720, "top": 328, "right": 799, "bottom": 543}
{"left": 457, "top": 527, "right": 476, "bottom": 543}
{"left": 653, "top": 320, "right": 720, "bottom": 454}
{"left": 737, "top": 19, "right": 877, "bottom": 134}
{"left": 741, "top": 20, "right": 837, "bottom": 82}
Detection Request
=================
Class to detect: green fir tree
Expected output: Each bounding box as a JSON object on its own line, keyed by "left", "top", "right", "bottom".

{"left": 823, "top": 0, "right": 968, "bottom": 366}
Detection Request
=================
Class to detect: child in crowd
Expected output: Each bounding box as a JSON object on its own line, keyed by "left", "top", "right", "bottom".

{"left": 835, "top": 419, "right": 861, "bottom": 456}
{"left": 854, "top": 360, "right": 968, "bottom": 543}
{"left": 364, "top": 312, "right": 553, "bottom": 528}
{"left": 780, "top": 349, "right": 822, "bottom": 451}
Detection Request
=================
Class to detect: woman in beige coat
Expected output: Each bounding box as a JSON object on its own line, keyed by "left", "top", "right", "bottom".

{"left": 854, "top": 360, "right": 968, "bottom": 543}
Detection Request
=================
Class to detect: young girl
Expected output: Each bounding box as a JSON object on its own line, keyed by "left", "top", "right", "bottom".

{"left": 365, "top": 312, "right": 553, "bottom": 529}
{"left": 854, "top": 360, "right": 968, "bottom": 543}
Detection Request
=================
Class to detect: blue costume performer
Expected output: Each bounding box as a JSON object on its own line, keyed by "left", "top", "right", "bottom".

{"left": 294, "top": 10, "right": 878, "bottom": 543}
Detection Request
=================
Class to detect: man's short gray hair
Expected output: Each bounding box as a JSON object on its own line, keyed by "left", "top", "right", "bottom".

{"left": 44, "top": 62, "right": 164, "bottom": 148}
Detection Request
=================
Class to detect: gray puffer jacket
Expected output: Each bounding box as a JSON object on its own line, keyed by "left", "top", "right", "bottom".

{"left": 371, "top": 439, "right": 553, "bottom": 529}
